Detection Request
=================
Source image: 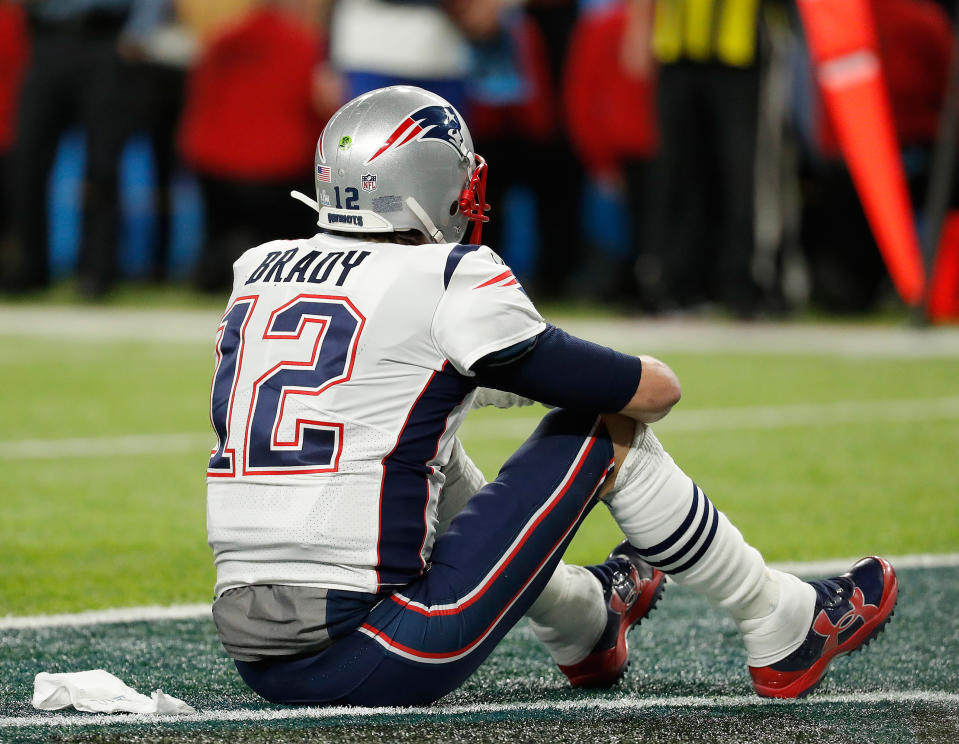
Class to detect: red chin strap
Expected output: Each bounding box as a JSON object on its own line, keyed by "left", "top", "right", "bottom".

{"left": 458, "top": 153, "right": 491, "bottom": 245}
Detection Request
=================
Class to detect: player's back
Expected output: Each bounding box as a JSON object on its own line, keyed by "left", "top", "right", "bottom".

{"left": 206, "top": 231, "right": 544, "bottom": 597}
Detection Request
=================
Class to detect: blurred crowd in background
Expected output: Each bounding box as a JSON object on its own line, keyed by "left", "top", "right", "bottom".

{"left": 0, "top": 0, "right": 955, "bottom": 317}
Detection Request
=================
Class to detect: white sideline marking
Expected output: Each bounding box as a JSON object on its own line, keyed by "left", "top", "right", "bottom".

{"left": 767, "top": 553, "right": 959, "bottom": 578}
{"left": 2, "top": 554, "right": 957, "bottom": 631}
{"left": 2, "top": 690, "right": 958, "bottom": 728}
{"left": 656, "top": 396, "right": 959, "bottom": 432}
{"left": 565, "top": 318, "right": 959, "bottom": 358}
{"left": 5, "top": 395, "right": 959, "bottom": 461}
{"left": 4, "top": 306, "right": 959, "bottom": 357}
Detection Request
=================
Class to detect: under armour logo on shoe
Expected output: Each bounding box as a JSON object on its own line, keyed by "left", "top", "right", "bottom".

{"left": 811, "top": 587, "right": 879, "bottom": 655}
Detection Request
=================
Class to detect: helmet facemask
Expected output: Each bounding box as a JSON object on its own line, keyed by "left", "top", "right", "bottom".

{"left": 458, "top": 154, "right": 490, "bottom": 245}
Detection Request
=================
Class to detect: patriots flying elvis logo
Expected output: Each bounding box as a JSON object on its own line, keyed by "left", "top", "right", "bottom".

{"left": 365, "top": 106, "right": 467, "bottom": 165}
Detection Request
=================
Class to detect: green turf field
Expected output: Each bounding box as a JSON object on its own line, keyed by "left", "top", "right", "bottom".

{"left": 2, "top": 303, "right": 959, "bottom": 741}
{"left": 2, "top": 566, "right": 958, "bottom": 742}
{"left": 2, "top": 308, "right": 958, "bottom": 614}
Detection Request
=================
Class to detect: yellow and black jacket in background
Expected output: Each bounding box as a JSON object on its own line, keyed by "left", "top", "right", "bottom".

{"left": 652, "top": 0, "right": 762, "bottom": 67}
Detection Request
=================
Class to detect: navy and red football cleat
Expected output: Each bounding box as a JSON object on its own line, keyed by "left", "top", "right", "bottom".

{"left": 750, "top": 556, "right": 898, "bottom": 699}
{"left": 558, "top": 540, "right": 666, "bottom": 688}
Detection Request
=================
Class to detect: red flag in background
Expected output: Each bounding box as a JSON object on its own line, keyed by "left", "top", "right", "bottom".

{"left": 798, "top": 0, "right": 926, "bottom": 306}
{"left": 929, "top": 212, "right": 959, "bottom": 319}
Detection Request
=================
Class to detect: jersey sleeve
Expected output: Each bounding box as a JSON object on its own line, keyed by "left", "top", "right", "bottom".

{"left": 432, "top": 246, "right": 546, "bottom": 376}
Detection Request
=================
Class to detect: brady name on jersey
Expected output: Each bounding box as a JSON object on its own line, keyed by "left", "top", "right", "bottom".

{"left": 243, "top": 245, "right": 371, "bottom": 287}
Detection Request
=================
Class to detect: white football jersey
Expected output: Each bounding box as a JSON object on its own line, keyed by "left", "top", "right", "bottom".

{"left": 206, "top": 232, "right": 545, "bottom": 597}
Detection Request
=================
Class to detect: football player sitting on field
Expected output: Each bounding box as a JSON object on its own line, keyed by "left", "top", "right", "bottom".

{"left": 205, "top": 86, "right": 898, "bottom": 705}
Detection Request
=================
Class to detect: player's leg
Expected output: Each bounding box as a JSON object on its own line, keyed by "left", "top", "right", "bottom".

{"left": 77, "top": 37, "right": 128, "bottom": 297}
{"left": 235, "top": 408, "right": 617, "bottom": 706}
{"left": 441, "top": 434, "right": 664, "bottom": 688}
{"left": 440, "top": 436, "right": 611, "bottom": 656}
{"left": 600, "top": 414, "right": 898, "bottom": 698}
{"left": 526, "top": 541, "right": 665, "bottom": 688}
{"left": 6, "top": 38, "right": 72, "bottom": 290}
{"left": 601, "top": 413, "right": 814, "bottom": 652}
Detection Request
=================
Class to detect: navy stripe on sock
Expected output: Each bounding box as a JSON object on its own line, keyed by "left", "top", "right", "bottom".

{"left": 638, "top": 485, "right": 710, "bottom": 566}
{"left": 633, "top": 482, "right": 701, "bottom": 559}
{"left": 669, "top": 502, "right": 720, "bottom": 574}
{"left": 641, "top": 491, "right": 718, "bottom": 573}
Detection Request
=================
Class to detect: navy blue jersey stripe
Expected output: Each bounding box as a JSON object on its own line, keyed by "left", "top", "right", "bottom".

{"left": 443, "top": 244, "right": 481, "bottom": 289}
{"left": 376, "top": 362, "right": 474, "bottom": 588}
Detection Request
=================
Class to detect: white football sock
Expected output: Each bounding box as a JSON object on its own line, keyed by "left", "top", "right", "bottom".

{"left": 526, "top": 560, "right": 607, "bottom": 666}
{"left": 605, "top": 425, "right": 815, "bottom": 666}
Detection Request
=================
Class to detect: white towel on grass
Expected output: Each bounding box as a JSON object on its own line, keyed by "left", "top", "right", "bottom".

{"left": 32, "top": 670, "right": 196, "bottom": 715}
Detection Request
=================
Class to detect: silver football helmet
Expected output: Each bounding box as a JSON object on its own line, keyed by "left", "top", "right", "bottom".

{"left": 292, "top": 85, "right": 489, "bottom": 244}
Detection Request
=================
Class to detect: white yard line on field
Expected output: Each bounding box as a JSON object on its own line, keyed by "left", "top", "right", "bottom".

{"left": 4, "top": 395, "right": 959, "bottom": 461}
{"left": 460, "top": 395, "right": 959, "bottom": 441}
{"left": 2, "top": 554, "right": 957, "bottom": 631}
{"left": 0, "top": 604, "right": 213, "bottom": 630}
{"left": 654, "top": 395, "right": 959, "bottom": 432}
{"left": 0, "top": 432, "right": 213, "bottom": 460}
{"left": 2, "top": 690, "right": 958, "bottom": 728}
{"left": 4, "top": 305, "right": 959, "bottom": 356}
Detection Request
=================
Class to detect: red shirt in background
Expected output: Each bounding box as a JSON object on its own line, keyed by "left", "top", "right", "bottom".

{"left": 563, "top": 2, "right": 658, "bottom": 178}
{"left": 467, "top": 14, "right": 556, "bottom": 143}
{"left": 0, "top": 3, "right": 28, "bottom": 152}
{"left": 872, "top": 0, "right": 952, "bottom": 146}
{"left": 179, "top": 7, "right": 325, "bottom": 181}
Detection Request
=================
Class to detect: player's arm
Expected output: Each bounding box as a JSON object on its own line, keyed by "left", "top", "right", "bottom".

{"left": 621, "top": 354, "right": 681, "bottom": 423}
{"left": 470, "top": 325, "right": 681, "bottom": 423}
{"left": 433, "top": 247, "right": 678, "bottom": 420}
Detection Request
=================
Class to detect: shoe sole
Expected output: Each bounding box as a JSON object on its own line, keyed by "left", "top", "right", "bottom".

{"left": 752, "top": 557, "right": 899, "bottom": 699}
{"left": 617, "top": 570, "right": 668, "bottom": 685}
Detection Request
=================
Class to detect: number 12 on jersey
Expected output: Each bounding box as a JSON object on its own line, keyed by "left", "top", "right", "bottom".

{"left": 208, "top": 294, "right": 366, "bottom": 478}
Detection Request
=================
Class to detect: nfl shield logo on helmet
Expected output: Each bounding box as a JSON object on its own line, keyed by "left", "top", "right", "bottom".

{"left": 361, "top": 173, "right": 377, "bottom": 193}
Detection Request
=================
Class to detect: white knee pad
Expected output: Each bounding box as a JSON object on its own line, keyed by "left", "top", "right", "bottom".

{"left": 437, "top": 437, "right": 487, "bottom": 535}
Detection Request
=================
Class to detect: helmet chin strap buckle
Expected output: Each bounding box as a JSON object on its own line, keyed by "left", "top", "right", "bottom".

{"left": 406, "top": 197, "right": 445, "bottom": 243}
{"left": 459, "top": 153, "right": 490, "bottom": 245}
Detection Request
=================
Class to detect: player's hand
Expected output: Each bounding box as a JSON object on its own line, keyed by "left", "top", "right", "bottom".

{"left": 619, "top": 355, "right": 681, "bottom": 423}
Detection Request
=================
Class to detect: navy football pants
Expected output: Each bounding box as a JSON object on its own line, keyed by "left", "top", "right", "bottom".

{"left": 235, "top": 409, "right": 615, "bottom": 706}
